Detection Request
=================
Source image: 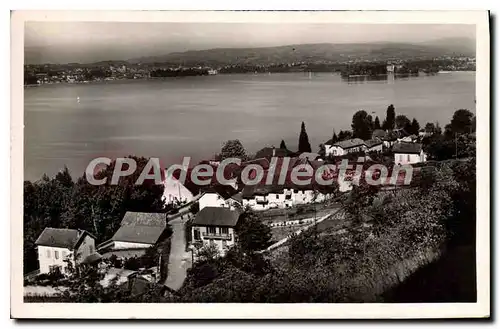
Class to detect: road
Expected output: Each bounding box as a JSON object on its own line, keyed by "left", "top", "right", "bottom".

{"left": 164, "top": 214, "right": 192, "bottom": 291}
{"left": 261, "top": 208, "right": 343, "bottom": 253}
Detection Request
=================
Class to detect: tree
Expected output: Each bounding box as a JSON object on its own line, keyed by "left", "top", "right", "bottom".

{"left": 337, "top": 130, "right": 353, "bottom": 141}
{"left": 220, "top": 139, "right": 247, "bottom": 160}
{"left": 280, "top": 139, "right": 287, "bottom": 150}
{"left": 235, "top": 211, "right": 272, "bottom": 253}
{"left": 395, "top": 115, "right": 411, "bottom": 131}
{"left": 196, "top": 244, "right": 220, "bottom": 262}
{"left": 424, "top": 122, "right": 436, "bottom": 134}
{"left": 409, "top": 118, "right": 420, "bottom": 135}
{"left": 445, "top": 109, "right": 475, "bottom": 137}
{"left": 351, "top": 110, "right": 373, "bottom": 140}
{"left": 331, "top": 128, "right": 338, "bottom": 143}
{"left": 382, "top": 104, "right": 396, "bottom": 130}
{"left": 374, "top": 116, "right": 381, "bottom": 130}
{"left": 298, "top": 122, "right": 312, "bottom": 153}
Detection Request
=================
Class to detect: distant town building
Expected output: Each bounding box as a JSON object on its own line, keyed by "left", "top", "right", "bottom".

{"left": 324, "top": 138, "right": 367, "bottom": 157}
{"left": 393, "top": 142, "right": 427, "bottom": 165}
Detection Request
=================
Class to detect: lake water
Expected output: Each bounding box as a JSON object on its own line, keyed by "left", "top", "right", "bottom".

{"left": 24, "top": 72, "right": 475, "bottom": 181}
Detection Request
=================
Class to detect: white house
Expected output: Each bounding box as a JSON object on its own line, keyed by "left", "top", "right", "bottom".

{"left": 198, "top": 185, "right": 242, "bottom": 211}
{"left": 324, "top": 138, "right": 367, "bottom": 157}
{"left": 191, "top": 207, "right": 241, "bottom": 256}
{"left": 162, "top": 175, "right": 194, "bottom": 205}
{"left": 242, "top": 185, "right": 294, "bottom": 210}
{"left": 241, "top": 182, "right": 330, "bottom": 211}
{"left": 35, "top": 228, "right": 97, "bottom": 275}
{"left": 97, "top": 212, "right": 168, "bottom": 253}
{"left": 393, "top": 142, "right": 427, "bottom": 165}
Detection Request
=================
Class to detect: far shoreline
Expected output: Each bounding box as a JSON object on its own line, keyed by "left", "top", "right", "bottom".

{"left": 23, "top": 70, "right": 476, "bottom": 88}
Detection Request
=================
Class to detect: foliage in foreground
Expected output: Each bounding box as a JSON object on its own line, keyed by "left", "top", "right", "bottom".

{"left": 23, "top": 156, "right": 167, "bottom": 274}
{"left": 165, "top": 159, "right": 476, "bottom": 302}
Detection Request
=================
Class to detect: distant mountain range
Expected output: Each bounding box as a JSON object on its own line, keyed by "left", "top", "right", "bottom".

{"left": 127, "top": 38, "right": 475, "bottom": 66}
{"left": 26, "top": 38, "right": 475, "bottom": 66}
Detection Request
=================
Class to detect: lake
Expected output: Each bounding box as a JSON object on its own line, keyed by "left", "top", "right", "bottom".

{"left": 24, "top": 72, "right": 475, "bottom": 181}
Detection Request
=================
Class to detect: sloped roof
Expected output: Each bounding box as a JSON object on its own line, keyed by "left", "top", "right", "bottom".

{"left": 334, "top": 138, "right": 366, "bottom": 149}
{"left": 200, "top": 184, "right": 238, "bottom": 200}
{"left": 254, "top": 147, "right": 292, "bottom": 160}
{"left": 192, "top": 207, "right": 240, "bottom": 227}
{"left": 111, "top": 225, "right": 166, "bottom": 244}
{"left": 120, "top": 212, "right": 167, "bottom": 228}
{"left": 393, "top": 142, "right": 423, "bottom": 154}
{"left": 35, "top": 228, "right": 94, "bottom": 249}
{"left": 231, "top": 192, "right": 243, "bottom": 203}
{"left": 100, "top": 267, "right": 137, "bottom": 288}
{"left": 372, "top": 129, "right": 388, "bottom": 139}
{"left": 364, "top": 138, "right": 383, "bottom": 148}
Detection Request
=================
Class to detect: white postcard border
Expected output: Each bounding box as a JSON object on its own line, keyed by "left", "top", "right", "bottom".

{"left": 10, "top": 10, "right": 490, "bottom": 319}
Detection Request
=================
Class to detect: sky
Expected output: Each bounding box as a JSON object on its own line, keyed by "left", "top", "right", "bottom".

{"left": 25, "top": 22, "right": 476, "bottom": 64}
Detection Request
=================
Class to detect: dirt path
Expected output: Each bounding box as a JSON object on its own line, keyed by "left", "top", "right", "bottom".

{"left": 164, "top": 215, "right": 192, "bottom": 291}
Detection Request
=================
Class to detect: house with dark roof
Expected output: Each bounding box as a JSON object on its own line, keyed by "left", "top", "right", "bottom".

{"left": 190, "top": 207, "right": 241, "bottom": 255}
{"left": 35, "top": 228, "right": 97, "bottom": 275}
{"left": 393, "top": 142, "right": 427, "bottom": 165}
{"left": 364, "top": 138, "right": 384, "bottom": 153}
{"left": 98, "top": 212, "right": 168, "bottom": 253}
{"left": 324, "top": 138, "right": 367, "bottom": 157}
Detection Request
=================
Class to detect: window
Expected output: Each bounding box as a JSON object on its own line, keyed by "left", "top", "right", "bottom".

{"left": 407, "top": 154, "right": 410, "bottom": 162}
{"left": 46, "top": 250, "right": 51, "bottom": 258}
{"left": 62, "top": 251, "right": 67, "bottom": 258}
{"left": 208, "top": 227, "right": 216, "bottom": 234}
{"left": 89, "top": 245, "right": 94, "bottom": 254}
{"left": 194, "top": 229, "right": 201, "bottom": 240}
{"left": 220, "top": 227, "right": 229, "bottom": 235}
{"left": 54, "top": 250, "right": 59, "bottom": 260}
{"left": 276, "top": 194, "right": 279, "bottom": 199}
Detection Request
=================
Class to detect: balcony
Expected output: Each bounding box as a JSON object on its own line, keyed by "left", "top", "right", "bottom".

{"left": 202, "top": 232, "right": 233, "bottom": 240}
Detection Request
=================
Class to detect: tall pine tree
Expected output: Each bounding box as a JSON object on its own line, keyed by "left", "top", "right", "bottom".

{"left": 382, "top": 104, "right": 396, "bottom": 130}
{"left": 280, "top": 139, "right": 287, "bottom": 150}
{"left": 409, "top": 118, "right": 420, "bottom": 135}
{"left": 298, "top": 121, "right": 312, "bottom": 153}
{"left": 331, "top": 128, "right": 338, "bottom": 143}
{"left": 374, "top": 116, "right": 381, "bottom": 130}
